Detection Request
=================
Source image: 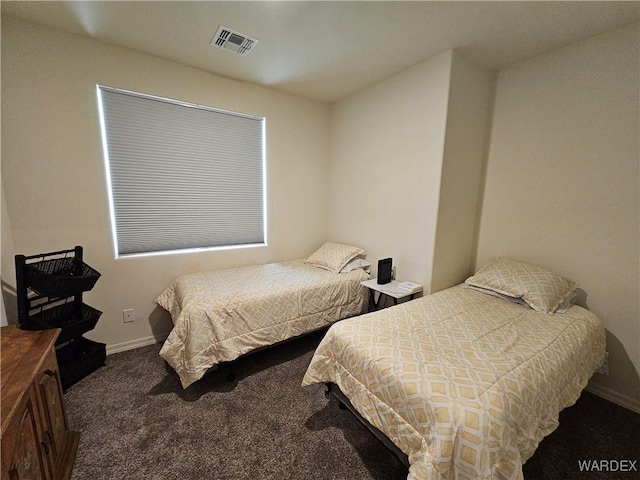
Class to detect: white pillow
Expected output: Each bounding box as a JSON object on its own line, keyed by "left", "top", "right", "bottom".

{"left": 340, "top": 257, "right": 371, "bottom": 274}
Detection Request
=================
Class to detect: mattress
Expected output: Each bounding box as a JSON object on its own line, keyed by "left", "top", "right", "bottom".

{"left": 158, "top": 260, "right": 368, "bottom": 388}
{"left": 301, "top": 285, "right": 605, "bottom": 480}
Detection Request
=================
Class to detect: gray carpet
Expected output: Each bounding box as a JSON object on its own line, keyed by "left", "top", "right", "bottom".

{"left": 65, "top": 331, "right": 639, "bottom": 479}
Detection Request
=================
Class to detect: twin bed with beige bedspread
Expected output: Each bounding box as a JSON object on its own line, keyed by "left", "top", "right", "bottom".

{"left": 157, "top": 243, "right": 370, "bottom": 388}
{"left": 302, "top": 258, "right": 606, "bottom": 480}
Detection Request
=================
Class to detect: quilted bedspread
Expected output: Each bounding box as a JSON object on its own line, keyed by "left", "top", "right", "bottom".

{"left": 158, "top": 260, "right": 368, "bottom": 388}
{"left": 302, "top": 285, "right": 605, "bottom": 480}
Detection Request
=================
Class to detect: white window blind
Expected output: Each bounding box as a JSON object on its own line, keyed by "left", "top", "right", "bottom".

{"left": 97, "top": 85, "right": 266, "bottom": 257}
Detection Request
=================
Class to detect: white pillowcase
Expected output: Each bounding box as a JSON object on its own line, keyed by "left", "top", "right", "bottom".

{"left": 339, "top": 257, "right": 371, "bottom": 274}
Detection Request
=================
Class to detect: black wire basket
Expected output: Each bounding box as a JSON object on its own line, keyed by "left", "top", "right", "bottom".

{"left": 25, "top": 257, "right": 101, "bottom": 297}
{"left": 28, "top": 302, "right": 102, "bottom": 344}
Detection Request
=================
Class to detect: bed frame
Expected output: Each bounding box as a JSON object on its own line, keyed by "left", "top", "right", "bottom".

{"left": 218, "top": 325, "right": 331, "bottom": 382}
{"left": 325, "top": 382, "right": 410, "bottom": 468}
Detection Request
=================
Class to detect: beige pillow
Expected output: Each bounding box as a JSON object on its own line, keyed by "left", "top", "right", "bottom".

{"left": 465, "top": 257, "right": 576, "bottom": 314}
{"left": 304, "top": 242, "right": 365, "bottom": 273}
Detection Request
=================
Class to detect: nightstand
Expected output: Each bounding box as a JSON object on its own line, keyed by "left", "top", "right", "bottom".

{"left": 361, "top": 279, "right": 423, "bottom": 311}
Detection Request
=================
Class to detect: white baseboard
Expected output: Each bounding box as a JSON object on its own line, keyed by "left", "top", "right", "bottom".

{"left": 586, "top": 383, "right": 640, "bottom": 414}
{"left": 106, "top": 332, "right": 170, "bottom": 355}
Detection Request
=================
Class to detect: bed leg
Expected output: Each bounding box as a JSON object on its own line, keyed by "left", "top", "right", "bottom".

{"left": 324, "top": 383, "right": 333, "bottom": 399}
{"left": 326, "top": 383, "right": 348, "bottom": 409}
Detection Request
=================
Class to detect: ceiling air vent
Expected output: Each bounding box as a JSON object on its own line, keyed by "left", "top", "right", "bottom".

{"left": 211, "top": 25, "right": 259, "bottom": 56}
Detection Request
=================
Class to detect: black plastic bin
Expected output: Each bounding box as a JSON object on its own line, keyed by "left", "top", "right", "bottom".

{"left": 25, "top": 256, "right": 101, "bottom": 297}
{"left": 57, "top": 337, "right": 106, "bottom": 391}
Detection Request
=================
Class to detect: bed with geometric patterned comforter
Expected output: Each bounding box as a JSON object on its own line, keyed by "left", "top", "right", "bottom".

{"left": 158, "top": 260, "right": 368, "bottom": 388}
{"left": 302, "top": 285, "right": 605, "bottom": 480}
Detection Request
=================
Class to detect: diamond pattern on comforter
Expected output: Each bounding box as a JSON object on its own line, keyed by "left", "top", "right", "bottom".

{"left": 302, "top": 285, "right": 605, "bottom": 480}
{"left": 158, "top": 260, "right": 368, "bottom": 388}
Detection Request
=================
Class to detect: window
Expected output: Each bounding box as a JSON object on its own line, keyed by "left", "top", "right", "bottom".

{"left": 97, "top": 86, "right": 266, "bottom": 257}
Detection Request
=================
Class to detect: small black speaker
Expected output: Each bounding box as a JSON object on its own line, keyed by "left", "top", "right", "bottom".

{"left": 377, "top": 258, "right": 392, "bottom": 285}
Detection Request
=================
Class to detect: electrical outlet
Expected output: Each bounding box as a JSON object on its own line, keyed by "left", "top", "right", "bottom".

{"left": 123, "top": 308, "right": 135, "bottom": 323}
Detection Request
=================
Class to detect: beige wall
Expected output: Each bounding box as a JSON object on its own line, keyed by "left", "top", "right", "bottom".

{"left": 1, "top": 183, "right": 17, "bottom": 327}
{"left": 1, "top": 17, "right": 331, "bottom": 350}
{"left": 328, "top": 51, "right": 494, "bottom": 295}
{"left": 328, "top": 51, "right": 453, "bottom": 291}
{"left": 431, "top": 53, "right": 495, "bottom": 292}
{"left": 476, "top": 23, "right": 640, "bottom": 410}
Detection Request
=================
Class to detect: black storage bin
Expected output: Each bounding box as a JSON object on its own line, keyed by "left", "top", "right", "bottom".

{"left": 29, "top": 303, "right": 102, "bottom": 345}
{"left": 25, "top": 257, "right": 101, "bottom": 297}
{"left": 57, "top": 338, "right": 107, "bottom": 391}
{"left": 15, "top": 246, "right": 105, "bottom": 390}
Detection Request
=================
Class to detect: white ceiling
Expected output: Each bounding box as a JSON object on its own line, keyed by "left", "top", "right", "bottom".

{"left": 2, "top": 1, "right": 638, "bottom": 103}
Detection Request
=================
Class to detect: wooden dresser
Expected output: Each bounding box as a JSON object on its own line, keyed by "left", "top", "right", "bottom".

{"left": 1, "top": 325, "right": 80, "bottom": 479}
